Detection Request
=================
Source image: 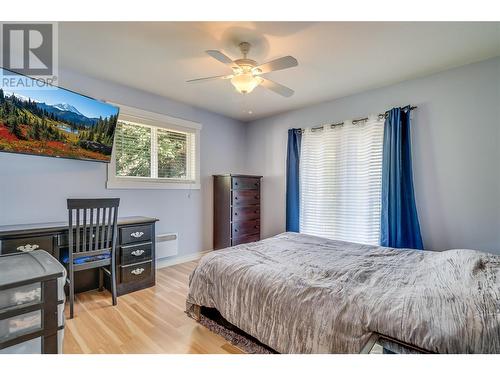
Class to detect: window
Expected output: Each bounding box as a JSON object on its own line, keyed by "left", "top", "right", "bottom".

{"left": 115, "top": 121, "right": 151, "bottom": 178}
{"left": 299, "top": 116, "right": 384, "bottom": 245}
{"left": 107, "top": 104, "right": 201, "bottom": 189}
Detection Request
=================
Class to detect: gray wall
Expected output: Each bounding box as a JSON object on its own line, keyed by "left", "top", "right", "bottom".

{"left": 1, "top": 58, "right": 499, "bottom": 257}
{"left": 0, "top": 68, "right": 248, "bottom": 257}
{"left": 245, "top": 57, "right": 500, "bottom": 254}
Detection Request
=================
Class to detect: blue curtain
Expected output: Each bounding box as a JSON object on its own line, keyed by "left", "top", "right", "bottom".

{"left": 286, "top": 128, "right": 302, "bottom": 232}
{"left": 381, "top": 106, "right": 423, "bottom": 249}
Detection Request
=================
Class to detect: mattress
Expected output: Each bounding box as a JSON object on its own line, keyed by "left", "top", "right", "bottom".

{"left": 186, "top": 232, "right": 500, "bottom": 353}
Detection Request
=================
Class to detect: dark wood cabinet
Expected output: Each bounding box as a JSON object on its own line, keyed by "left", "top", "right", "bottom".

{"left": 114, "top": 220, "right": 156, "bottom": 296}
{"left": 0, "top": 216, "right": 157, "bottom": 297}
{"left": 213, "top": 174, "right": 262, "bottom": 250}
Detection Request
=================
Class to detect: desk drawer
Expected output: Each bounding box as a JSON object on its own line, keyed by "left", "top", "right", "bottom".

{"left": 120, "top": 225, "right": 152, "bottom": 245}
{"left": 0, "top": 235, "right": 54, "bottom": 255}
{"left": 120, "top": 261, "right": 152, "bottom": 284}
{"left": 120, "top": 243, "right": 152, "bottom": 265}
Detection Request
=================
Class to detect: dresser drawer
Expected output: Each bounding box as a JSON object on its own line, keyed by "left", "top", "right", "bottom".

{"left": 120, "top": 261, "right": 152, "bottom": 284}
{"left": 233, "top": 219, "right": 260, "bottom": 237}
{"left": 0, "top": 235, "right": 54, "bottom": 255}
{"left": 232, "top": 177, "right": 260, "bottom": 190}
{"left": 120, "top": 242, "right": 152, "bottom": 265}
{"left": 232, "top": 190, "right": 260, "bottom": 206}
{"left": 232, "top": 233, "right": 260, "bottom": 246}
{"left": 120, "top": 225, "right": 152, "bottom": 245}
{"left": 233, "top": 206, "right": 260, "bottom": 222}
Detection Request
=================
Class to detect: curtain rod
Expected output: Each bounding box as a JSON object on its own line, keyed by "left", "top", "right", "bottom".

{"left": 304, "top": 105, "right": 418, "bottom": 132}
{"left": 354, "top": 105, "right": 418, "bottom": 124}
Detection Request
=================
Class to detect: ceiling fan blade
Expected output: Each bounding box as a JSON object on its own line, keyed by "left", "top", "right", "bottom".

{"left": 186, "top": 74, "right": 233, "bottom": 83}
{"left": 206, "top": 50, "right": 239, "bottom": 70}
{"left": 253, "top": 56, "right": 298, "bottom": 74}
{"left": 260, "top": 78, "right": 294, "bottom": 97}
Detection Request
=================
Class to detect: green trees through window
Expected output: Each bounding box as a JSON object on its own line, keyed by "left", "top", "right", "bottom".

{"left": 114, "top": 120, "right": 191, "bottom": 181}
{"left": 157, "top": 129, "right": 187, "bottom": 179}
{"left": 115, "top": 121, "right": 151, "bottom": 177}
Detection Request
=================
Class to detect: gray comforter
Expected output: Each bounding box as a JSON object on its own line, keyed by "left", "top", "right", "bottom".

{"left": 186, "top": 232, "right": 500, "bottom": 353}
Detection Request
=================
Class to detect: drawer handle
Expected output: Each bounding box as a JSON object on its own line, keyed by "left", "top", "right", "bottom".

{"left": 131, "top": 249, "right": 145, "bottom": 256}
{"left": 234, "top": 212, "right": 238, "bottom": 216}
{"left": 234, "top": 196, "right": 238, "bottom": 200}
{"left": 235, "top": 182, "right": 238, "bottom": 185}
{"left": 234, "top": 229, "right": 238, "bottom": 233}
{"left": 130, "top": 231, "right": 144, "bottom": 238}
{"left": 17, "top": 244, "right": 39, "bottom": 252}
{"left": 131, "top": 267, "right": 145, "bottom": 275}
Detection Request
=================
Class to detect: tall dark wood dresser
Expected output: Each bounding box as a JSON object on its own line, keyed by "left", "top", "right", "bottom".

{"left": 213, "top": 174, "right": 262, "bottom": 250}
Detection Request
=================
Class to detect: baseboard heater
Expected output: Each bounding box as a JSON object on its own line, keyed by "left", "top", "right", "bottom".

{"left": 156, "top": 233, "right": 178, "bottom": 259}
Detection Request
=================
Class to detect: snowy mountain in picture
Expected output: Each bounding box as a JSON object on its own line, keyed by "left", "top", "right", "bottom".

{"left": 53, "top": 103, "right": 83, "bottom": 116}
{"left": 36, "top": 102, "right": 99, "bottom": 126}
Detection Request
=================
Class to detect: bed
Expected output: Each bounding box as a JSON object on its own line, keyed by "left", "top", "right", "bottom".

{"left": 186, "top": 232, "right": 500, "bottom": 353}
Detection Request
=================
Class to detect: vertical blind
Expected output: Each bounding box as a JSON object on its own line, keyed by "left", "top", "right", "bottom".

{"left": 299, "top": 117, "right": 385, "bottom": 245}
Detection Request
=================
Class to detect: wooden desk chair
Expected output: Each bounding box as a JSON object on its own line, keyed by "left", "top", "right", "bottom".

{"left": 66, "top": 198, "right": 120, "bottom": 319}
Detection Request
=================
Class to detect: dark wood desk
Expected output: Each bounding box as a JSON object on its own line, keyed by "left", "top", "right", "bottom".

{"left": 0, "top": 216, "right": 158, "bottom": 296}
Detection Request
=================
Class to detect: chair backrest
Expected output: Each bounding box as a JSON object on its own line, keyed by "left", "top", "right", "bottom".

{"left": 67, "top": 198, "right": 120, "bottom": 261}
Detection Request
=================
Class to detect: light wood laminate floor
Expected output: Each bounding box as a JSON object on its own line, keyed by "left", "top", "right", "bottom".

{"left": 63, "top": 261, "right": 243, "bottom": 354}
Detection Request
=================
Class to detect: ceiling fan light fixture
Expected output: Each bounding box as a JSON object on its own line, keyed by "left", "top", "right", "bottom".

{"left": 230, "top": 73, "right": 263, "bottom": 94}
{"left": 189, "top": 42, "right": 297, "bottom": 97}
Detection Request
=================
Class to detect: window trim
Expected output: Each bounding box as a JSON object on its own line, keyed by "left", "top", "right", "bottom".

{"left": 106, "top": 103, "right": 201, "bottom": 190}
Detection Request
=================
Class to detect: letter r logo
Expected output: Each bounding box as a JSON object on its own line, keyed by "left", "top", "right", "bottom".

{"left": 2, "top": 23, "right": 54, "bottom": 76}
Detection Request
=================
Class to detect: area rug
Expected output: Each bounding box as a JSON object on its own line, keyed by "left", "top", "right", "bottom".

{"left": 194, "top": 307, "right": 277, "bottom": 354}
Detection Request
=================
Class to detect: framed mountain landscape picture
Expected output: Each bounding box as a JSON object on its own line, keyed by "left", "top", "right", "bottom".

{"left": 0, "top": 68, "right": 120, "bottom": 162}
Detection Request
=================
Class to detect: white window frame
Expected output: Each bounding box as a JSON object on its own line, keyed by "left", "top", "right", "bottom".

{"left": 106, "top": 104, "right": 201, "bottom": 190}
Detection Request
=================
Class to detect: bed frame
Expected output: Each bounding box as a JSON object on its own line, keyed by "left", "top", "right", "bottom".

{"left": 192, "top": 304, "right": 202, "bottom": 321}
{"left": 189, "top": 303, "right": 432, "bottom": 354}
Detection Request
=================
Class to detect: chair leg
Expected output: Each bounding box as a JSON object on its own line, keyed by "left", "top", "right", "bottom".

{"left": 111, "top": 254, "right": 117, "bottom": 306}
{"left": 98, "top": 267, "right": 104, "bottom": 292}
{"left": 69, "top": 265, "right": 74, "bottom": 319}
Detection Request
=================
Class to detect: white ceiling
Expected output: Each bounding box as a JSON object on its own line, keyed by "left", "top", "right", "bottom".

{"left": 59, "top": 22, "right": 500, "bottom": 121}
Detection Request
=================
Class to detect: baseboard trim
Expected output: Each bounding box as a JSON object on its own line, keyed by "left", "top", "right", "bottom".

{"left": 156, "top": 249, "right": 212, "bottom": 269}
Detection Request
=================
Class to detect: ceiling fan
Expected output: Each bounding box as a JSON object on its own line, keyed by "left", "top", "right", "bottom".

{"left": 187, "top": 42, "right": 298, "bottom": 97}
